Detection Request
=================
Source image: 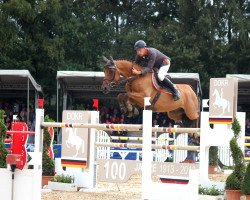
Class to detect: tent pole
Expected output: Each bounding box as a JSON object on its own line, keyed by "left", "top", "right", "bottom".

{"left": 57, "top": 80, "right": 59, "bottom": 143}
{"left": 27, "top": 77, "right": 30, "bottom": 123}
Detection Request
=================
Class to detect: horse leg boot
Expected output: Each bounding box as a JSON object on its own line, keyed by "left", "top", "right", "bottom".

{"left": 125, "top": 99, "right": 139, "bottom": 117}
{"left": 162, "top": 78, "right": 180, "bottom": 101}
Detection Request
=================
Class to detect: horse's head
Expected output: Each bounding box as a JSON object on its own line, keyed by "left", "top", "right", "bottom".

{"left": 101, "top": 56, "right": 120, "bottom": 94}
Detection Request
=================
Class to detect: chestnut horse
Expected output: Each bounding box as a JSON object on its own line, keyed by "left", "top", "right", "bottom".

{"left": 101, "top": 56, "right": 199, "bottom": 127}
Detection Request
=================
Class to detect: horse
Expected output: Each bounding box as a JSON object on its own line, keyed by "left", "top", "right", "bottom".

{"left": 101, "top": 56, "right": 199, "bottom": 128}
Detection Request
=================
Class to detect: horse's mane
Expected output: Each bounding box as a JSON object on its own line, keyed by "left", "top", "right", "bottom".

{"left": 116, "top": 59, "right": 143, "bottom": 70}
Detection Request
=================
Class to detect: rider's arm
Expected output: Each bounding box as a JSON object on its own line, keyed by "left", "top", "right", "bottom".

{"left": 164, "top": 57, "right": 170, "bottom": 65}
{"left": 141, "top": 51, "right": 156, "bottom": 75}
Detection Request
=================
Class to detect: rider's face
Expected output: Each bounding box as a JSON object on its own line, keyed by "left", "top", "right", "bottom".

{"left": 136, "top": 48, "right": 147, "bottom": 57}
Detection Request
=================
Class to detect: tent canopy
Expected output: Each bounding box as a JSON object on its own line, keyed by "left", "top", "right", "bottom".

{"left": 226, "top": 74, "right": 250, "bottom": 106}
{"left": 0, "top": 70, "right": 42, "bottom": 97}
{"left": 0, "top": 70, "right": 43, "bottom": 122}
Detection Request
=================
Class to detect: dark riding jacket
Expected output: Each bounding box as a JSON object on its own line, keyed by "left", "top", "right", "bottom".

{"left": 135, "top": 48, "right": 171, "bottom": 75}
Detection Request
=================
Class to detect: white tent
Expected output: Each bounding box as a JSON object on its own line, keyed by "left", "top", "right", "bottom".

{"left": 0, "top": 70, "right": 43, "bottom": 122}
{"left": 226, "top": 74, "right": 250, "bottom": 106}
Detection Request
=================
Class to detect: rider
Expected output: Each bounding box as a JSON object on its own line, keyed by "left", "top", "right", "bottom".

{"left": 132, "top": 40, "right": 180, "bottom": 101}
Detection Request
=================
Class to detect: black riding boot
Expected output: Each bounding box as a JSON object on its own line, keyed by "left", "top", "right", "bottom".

{"left": 162, "top": 78, "right": 180, "bottom": 101}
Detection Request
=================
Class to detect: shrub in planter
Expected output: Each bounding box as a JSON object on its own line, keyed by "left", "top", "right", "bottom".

{"left": 208, "top": 146, "right": 219, "bottom": 174}
{"left": 42, "top": 115, "right": 55, "bottom": 187}
{"left": 225, "top": 117, "right": 245, "bottom": 200}
{"left": 209, "top": 146, "right": 218, "bottom": 166}
{"left": 51, "top": 174, "right": 74, "bottom": 183}
{"left": 0, "top": 110, "right": 8, "bottom": 168}
{"left": 48, "top": 174, "right": 77, "bottom": 191}
{"left": 226, "top": 171, "right": 244, "bottom": 190}
{"left": 42, "top": 153, "right": 55, "bottom": 176}
{"left": 199, "top": 185, "right": 224, "bottom": 196}
{"left": 42, "top": 115, "right": 55, "bottom": 176}
{"left": 241, "top": 162, "right": 250, "bottom": 197}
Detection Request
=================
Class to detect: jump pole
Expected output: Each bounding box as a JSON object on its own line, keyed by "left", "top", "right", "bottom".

{"left": 109, "top": 136, "right": 175, "bottom": 141}
{"left": 95, "top": 142, "right": 200, "bottom": 151}
{"left": 41, "top": 122, "right": 200, "bottom": 135}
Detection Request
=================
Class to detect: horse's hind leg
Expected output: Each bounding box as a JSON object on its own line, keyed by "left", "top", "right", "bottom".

{"left": 168, "top": 109, "right": 184, "bottom": 121}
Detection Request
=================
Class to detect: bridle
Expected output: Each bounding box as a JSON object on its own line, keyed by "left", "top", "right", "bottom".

{"left": 103, "top": 63, "right": 117, "bottom": 88}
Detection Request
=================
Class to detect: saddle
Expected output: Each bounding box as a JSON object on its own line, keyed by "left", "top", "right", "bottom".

{"left": 145, "top": 73, "right": 173, "bottom": 110}
{"left": 151, "top": 72, "right": 173, "bottom": 95}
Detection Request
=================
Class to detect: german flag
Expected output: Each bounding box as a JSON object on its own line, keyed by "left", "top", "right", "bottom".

{"left": 160, "top": 178, "right": 189, "bottom": 185}
{"left": 61, "top": 159, "right": 87, "bottom": 168}
{"left": 209, "top": 117, "right": 233, "bottom": 124}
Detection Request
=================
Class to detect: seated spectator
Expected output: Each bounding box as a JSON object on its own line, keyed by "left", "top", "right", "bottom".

{"left": 161, "top": 119, "right": 168, "bottom": 127}
{"left": 5, "top": 117, "right": 11, "bottom": 130}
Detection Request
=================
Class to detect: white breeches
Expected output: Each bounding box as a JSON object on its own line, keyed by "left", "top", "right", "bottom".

{"left": 157, "top": 64, "right": 170, "bottom": 81}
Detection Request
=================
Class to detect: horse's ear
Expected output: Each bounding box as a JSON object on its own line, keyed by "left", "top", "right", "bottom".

{"left": 110, "top": 56, "right": 114, "bottom": 62}
{"left": 103, "top": 56, "right": 109, "bottom": 63}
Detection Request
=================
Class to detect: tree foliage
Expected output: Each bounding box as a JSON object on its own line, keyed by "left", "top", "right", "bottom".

{"left": 0, "top": 0, "right": 249, "bottom": 100}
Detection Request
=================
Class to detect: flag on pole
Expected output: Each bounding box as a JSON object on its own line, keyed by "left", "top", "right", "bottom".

{"left": 92, "top": 99, "right": 99, "bottom": 110}
{"left": 38, "top": 98, "right": 44, "bottom": 108}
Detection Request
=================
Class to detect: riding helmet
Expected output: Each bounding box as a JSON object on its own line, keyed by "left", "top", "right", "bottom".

{"left": 134, "top": 40, "right": 147, "bottom": 50}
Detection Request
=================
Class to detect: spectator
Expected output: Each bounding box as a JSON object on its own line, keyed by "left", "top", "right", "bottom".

{"left": 5, "top": 117, "right": 11, "bottom": 130}
{"left": 161, "top": 119, "right": 168, "bottom": 127}
{"left": 20, "top": 107, "right": 27, "bottom": 121}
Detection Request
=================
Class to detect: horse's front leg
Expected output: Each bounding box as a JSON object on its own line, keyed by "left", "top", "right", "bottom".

{"left": 117, "top": 93, "right": 139, "bottom": 117}
{"left": 117, "top": 93, "right": 128, "bottom": 115}
{"left": 124, "top": 94, "right": 140, "bottom": 117}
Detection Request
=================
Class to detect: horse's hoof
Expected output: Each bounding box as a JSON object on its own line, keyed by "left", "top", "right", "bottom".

{"left": 121, "top": 108, "right": 128, "bottom": 115}
{"left": 133, "top": 107, "right": 139, "bottom": 115}
{"left": 175, "top": 120, "right": 183, "bottom": 126}
{"left": 127, "top": 112, "right": 133, "bottom": 118}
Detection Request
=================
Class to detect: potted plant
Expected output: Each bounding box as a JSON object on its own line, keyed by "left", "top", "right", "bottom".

{"left": 42, "top": 115, "right": 55, "bottom": 188}
{"left": 48, "top": 174, "right": 77, "bottom": 191}
{"left": 208, "top": 146, "right": 219, "bottom": 174}
{"left": 241, "top": 161, "right": 250, "bottom": 199}
{"left": 225, "top": 117, "right": 245, "bottom": 200}
{"left": 0, "top": 110, "right": 8, "bottom": 168}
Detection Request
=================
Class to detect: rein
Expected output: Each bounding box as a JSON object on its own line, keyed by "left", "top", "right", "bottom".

{"left": 114, "top": 75, "right": 140, "bottom": 87}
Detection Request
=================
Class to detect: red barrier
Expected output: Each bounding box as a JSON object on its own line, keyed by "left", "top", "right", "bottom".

{"left": 8, "top": 122, "right": 29, "bottom": 170}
